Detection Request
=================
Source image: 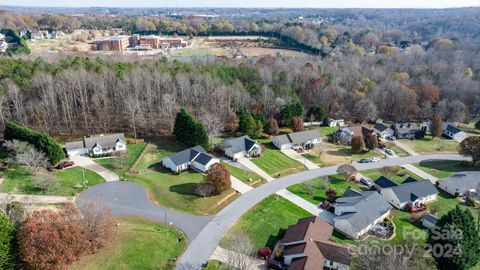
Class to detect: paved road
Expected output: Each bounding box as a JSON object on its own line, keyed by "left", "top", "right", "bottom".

{"left": 78, "top": 181, "right": 212, "bottom": 240}
{"left": 177, "top": 154, "right": 467, "bottom": 269}
{"left": 70, "top": 156, "right": 120, "bottom": 182}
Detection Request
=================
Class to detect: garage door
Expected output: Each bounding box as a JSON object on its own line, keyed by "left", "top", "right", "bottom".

{"left": 67, "top": 148, "right": 87, "bottom": 157}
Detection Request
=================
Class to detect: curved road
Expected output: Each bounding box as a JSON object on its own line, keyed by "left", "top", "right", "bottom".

{"left": 176, "top": 154, "right": 467, "bottom": 269}
{"left": 79, "top": 154, "right": 468, "bottom": 269}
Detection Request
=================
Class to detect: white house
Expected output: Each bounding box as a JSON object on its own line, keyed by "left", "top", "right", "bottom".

{"left": 31, "top": 31, "right": 46, "bottom": 40}
{"left": 373, "top": 123, "right": 394, "bottom": 138}
{"left": 329, "top": 119, "right": 345, "bottom": 127}
{"left": 0, "top": 41, "right": 8, "bottom": 53}
{"left": 161, "top": 145, "right": 219, "bottom": 173}
{"left": 437, "top": 171, "right": 480, "bottom": 197}
{"left": 442, "top": 123, "right": 467, "bottom": 142}
{"left": 221, "top": 135, "right": 261, "bottom": 160}
{"left": 333, "top": 189, "right": 392, "bottom": 239}
{"left": 65, "top": 133, "right": 126, "bottom": 156}
{"left": 374, "top": 176, "right": 438, "bottom": 210}
{"left": 272, "top": 129, "right": 322, "bottom": 150}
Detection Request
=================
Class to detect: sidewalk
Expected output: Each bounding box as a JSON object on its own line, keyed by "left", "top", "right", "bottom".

{"left": 0, "top": 193, "right": 74, "bottom": 204}
{"left": 280, "top": 149, "right": 319, "bottom": 170}
{"left": 403, "top": 164, "right": 438, "bottom": 183}
{"left": 276, "top": 189, "right": 334, "bottom": 224}
{"left": 236, "top": 157, "right": 275, "bottom": 182}
{"left": 231, "top": 176, "right": 253, "bottom": 194}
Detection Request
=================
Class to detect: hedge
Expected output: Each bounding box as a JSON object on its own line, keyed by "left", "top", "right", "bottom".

{"left": 4, "top": 122, "right": 65, "bottom": 165}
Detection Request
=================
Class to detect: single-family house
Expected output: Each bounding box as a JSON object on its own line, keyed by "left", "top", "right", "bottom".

{"left": 394, "top": 122, "right": 419, "bottom": 139}
{"left": 0, "top": 41, "right": 8, "bottom": 52}
{"left": 333, "top": 125, "right": 374, "bottom": 145}
{"left": 272, "top": 129, "right": 322, "bottom": 150}
{"left": 329, "top": 119, "right": 346, "bottom": 127}
{"left": 442, "top": 123, "right": 467, "bottom": 142}
{"left": 49, "top": 31, "right": 65, "bottom": 39}
{"left": 65, "top": 133, "right": 126, "bottom": 156}
{"left": 161, "top": 145, "right": 219, "bottom": 173}
{"left": 221, "top": 135, "right": 261, "bottom": 160}
{"left": 374, "top": 123, "right": 394, "bottom": 138}
{"left": 333, "top": 188, "right": 392, "bottom": 239}
{"left": 277, "top": 216, "right": 351, "bottom": 270}
{"left": 437, "top": 171, "right": 480, "bottom": 197}
{"left": 374, "top": 176, "right": 438, "bottom": 210}
{"left": 31, "top": 31, "right": 45, "bottom": 40}
{"left": 421, "top": 213, "right": 439, "bottom": 230}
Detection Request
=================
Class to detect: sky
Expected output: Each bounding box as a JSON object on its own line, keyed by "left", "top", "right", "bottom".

{"left": 2, "top": 0, "right": 480, "bottom": 8}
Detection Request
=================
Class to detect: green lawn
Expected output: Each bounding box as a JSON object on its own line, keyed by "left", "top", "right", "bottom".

{"left": 398, "top": 136, "right": 459, "bottom": 154}
{"left": 95, "top": 142, "right": 147, "bottom": 176}
{"left": 302, "top": 153, "right": 323, "bottom": 165}
{"left": 361, "top": 167, "right": 421, "bottom": 183}
{"left": 415, "top": 160, "right": 480, "bottom": 179}
{"left": 204, "top": 260, "right": 229, "bottom": 270}
{"left": 127, "top": 139, "right": 237, "bottom": 215}
{"left": 319, "top": 126, "right": 340, "bottom": 137}
{"left": 69, "top": 217, "right": 186, "bottom": 270}
{"left": 223, "top": 195, "right": 311, "bottom": 249}
{"left": 222, "top": 162, "right": 265, "bottom": 186}
{"left": 251, "top": 143, "right": 306, "bottom": 177}
{"left": 0, "top": 166, "right": 104, "bottom": 196}
{"left": 381, "top": 142, "right": 409, "bottom": 157}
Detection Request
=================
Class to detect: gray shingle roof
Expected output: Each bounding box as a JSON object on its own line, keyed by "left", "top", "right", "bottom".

{"left": 386, "top": 179, "right": 438, "bottom": 204}
{"left": 194, "top": 152, "right": 214, "bottom": 165}
{"left": 223, "top": 135, "right": 258, "bottom": 154}
{"left": 374, "top": 123, "right": 391, "bottom": 132}
{"left": 438, "top": 171, "right": 480, "bottom": 193}
{"left": 167, "top": 145, "right": 211, "bottom": 166}
{"left": 334, "top": 189, "right": 392, "bottom": 234}
{"left": 273, "top": 129, "right": 321, "bottom": 146}
{"left": 445, "top": 123, "right": 462, "bottom": 134}
{"left": 374, "top": 176, "right": 398, "bottom": 188}
{"left": 65, "top": 133, "right": 125, "bottom": 150}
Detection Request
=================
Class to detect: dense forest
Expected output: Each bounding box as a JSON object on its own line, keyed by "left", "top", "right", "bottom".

{"left": 0, "top": 8, "right": 479, "bottom": 137}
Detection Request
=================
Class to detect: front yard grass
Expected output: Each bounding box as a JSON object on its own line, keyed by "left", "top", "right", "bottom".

{"left": 69, "top": 217, "right": 186, "bottom": 270}
{"left": 222, "top": 195, "right": 311, "bottom": 249}
{"left": 320, "top": 143, "right": 383, "bottom": 166}
{"left": 222, "top": 162, "right": 265, "bottom": 186}
{"left": 302, "top": 153, "right": 323, "bottom": 165}
{"left": 95, "top": 142, "right": 147, "bottom": 176}
{"left": 381, "top": 142, "right": 409, "bottom": 157}
{"left": 398, "top": 136, "right": 459, "bottom": 154}
{"left": 319, "top": 126, "right": 340, "bottom": 137}
{"left": 251, "top": 143, "right": 306, "bottom": 177}
{"left": 126, "top": 139, "right": 237, "bottom": 216}
{"left": 414, "top": 160, "right": 480, "bottom": 179}
{"left": 0, "top": 166, "right": 104, "bottom": 196}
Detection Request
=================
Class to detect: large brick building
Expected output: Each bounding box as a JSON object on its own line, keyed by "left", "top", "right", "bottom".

{"left": 94, "top": 36, "right": 130, "bottom": 51}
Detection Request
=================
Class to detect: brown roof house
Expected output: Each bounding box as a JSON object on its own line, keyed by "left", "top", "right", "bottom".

{"left": 276, "top": 216, "right": 352, "bottom": 270}
{"left": 333, "top": 125, "right": 374, "bottom": 145}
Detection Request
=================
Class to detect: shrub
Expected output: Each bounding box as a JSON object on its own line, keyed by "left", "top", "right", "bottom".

{"left": 194, "top": 183, "right": 216, "bottom": 197}
{"left": 351, "top": 135, "right": 365, "bottom": 154}
{"left": 0, "top": 213, "right": 15, "bottom": 269}
{"left": 4, "top": 122, "right": 65, "bottom": 165}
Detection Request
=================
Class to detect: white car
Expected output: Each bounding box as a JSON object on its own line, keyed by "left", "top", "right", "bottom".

{"left": 385, "top": 149, "right": 395, "bottom": 155}
{"left": 370, "top": 157, "right": 380, "bottom": 162}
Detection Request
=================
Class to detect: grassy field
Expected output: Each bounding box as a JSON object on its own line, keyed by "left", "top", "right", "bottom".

{"left": 381, "top": 141, "right": 409, "bottom": 157}
{"left": 95, "top": 142, "right": 147, "bottom": 176}
{"left": 70, "top": 217, "right": 186, "bottom": 270}
{"left": 0, "top": 166, "right": 104, "bottom": 196}
{"left": 204, "top": 260, "right": 228, "bottom": 270}
{"left": 302, "top": 152, "right": 323, "bottom": 165}
{"left": 398, "top": 136, "right": 459, "bottom": 154}
{"left": 127, "top": 139, "right": 237, "bottom": 215}
{"left": 321, "top": 144, "right": 383, "bottom": 166}
{"left": 251, "top": 143, "right": 306, "bottom": 177}
{"left": 287, "top": 174, "right": 355, "bottom": 205}
{"left": 223, "top": 195, "right": 311, "bottom": 249}
{"left": 361, "top": 167, "right": 421, "bottom": 183}
{"left": 319, "top": 126, "right": 340, "bottom": 137}
{"left": 415, "top": 160, "right": 480, "bottom": 179}
{"left": 222, "top": 162, "right": 265, "bottom": 186}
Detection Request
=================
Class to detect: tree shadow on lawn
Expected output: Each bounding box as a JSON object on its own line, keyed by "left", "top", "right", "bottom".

{"left": 418, "top": 159, "right": 479, "bottom": 174}
{"left": 169, "top": 183, "right": 199, "bottom": 196}
{"left": 265, "top": 228, "right": 287, "bottom": 248}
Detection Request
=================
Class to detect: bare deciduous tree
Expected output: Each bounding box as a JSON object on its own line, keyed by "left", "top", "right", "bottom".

{"left": 3, "top": 140, "right": 49, "bottom": 175}
{"left": 221, "top": 233, "right": 256, "bottom": 270}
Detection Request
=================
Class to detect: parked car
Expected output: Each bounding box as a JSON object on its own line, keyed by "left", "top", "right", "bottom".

{"left": 55, "top": 161, "right": 74, "bottom": 170}
{"left": 386, "top": 136, "right": 396, "bottom": 141}
{"left": 370, "top": 157, "right": 380, "bottom": 162}
{"left": 360, "top": 178, "right": 373, "bottom": 186}
{"left": 359, "top": 159, "right": 371, "bottom": 163}
{"left": 267, "top": 259, "right": 284, "bottom": 270}
{"left": 385, "top": 149, "right": 395, "bottom": 155}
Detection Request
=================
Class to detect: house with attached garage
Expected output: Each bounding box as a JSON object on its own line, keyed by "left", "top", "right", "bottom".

{"left": 272, "top": 129, "right": 322, "bottom": 150}
{"left": 65, "top": 133, "right": 126, "bottom": 157}
{"left": 394, "top": 122, "right": 420, "bottom": 139}
{"left": 374, "top": 123, "right": 394, "bottom": 138}
{"left": 374, "top": 176, "right": 438, "bottom": 210}
{"left": 437, "top": 171, "right": 480, "bottom": 197}
{"left": 442, "top": 123, "right": 467, "bottom": 142}
{"left": 161, "top": 145, "right": 219, "bottom": 173}
{"left": 221, "top": 135, "right": 261, "bottom": 160}
{"left": 333, "top": 188, "right": 392, "bottom": 239}
{"left": 276, "top": 216, "right": 352, "bottom": 270}
{"left": 333, "top": 125, "right": 374, "bottom": 145}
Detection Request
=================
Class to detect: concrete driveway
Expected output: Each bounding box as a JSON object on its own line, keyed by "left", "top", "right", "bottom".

{"left": 70, "top": 156, "right": 119, "bottom": 182}
{"left": 78, "top": 181, "right": 212, "bottom": 240}
{"left": 177, "top": 154, "right": 467, "bottom": 269}
{"left": 236, "top": 157, "right": 274, "bottom": 181}
{"left": 280, "top": 148, "right": 319, "bottom": 170}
